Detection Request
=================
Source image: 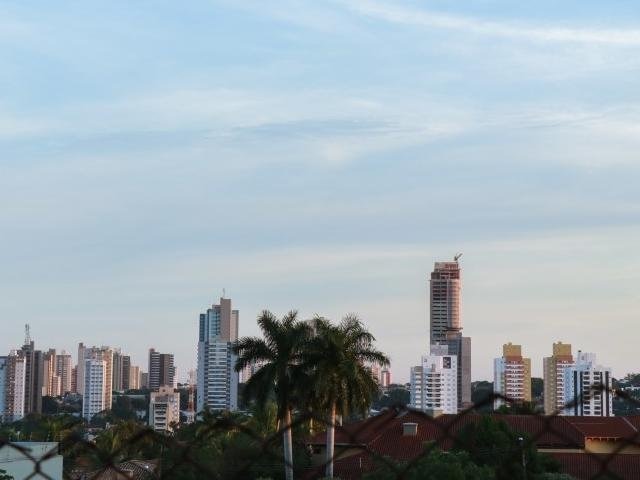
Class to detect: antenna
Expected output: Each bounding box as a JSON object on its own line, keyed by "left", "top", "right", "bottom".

{"left": 454, "top": 252, "right": 463, "bottom": 262}
{"left": 24, "top": 324, "right": 31, "bottom": 345}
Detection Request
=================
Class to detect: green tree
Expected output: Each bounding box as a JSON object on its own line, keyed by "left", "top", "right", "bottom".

{"left": 234, "top": 310, "right": 312, "bottom": 480}
{"left": 0, "top": 469, "right": 13, "bottom": 480}
{"left": 453, "top": 416, "right": 560, "bottom": 480}
{"left": 306, "top": 315, "right": 389, "bottom": 478}
{"left": 364, "top": 449, "right": 494, "bottom": 480}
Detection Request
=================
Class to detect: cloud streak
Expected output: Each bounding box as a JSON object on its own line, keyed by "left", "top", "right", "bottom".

{"left": 343, "top": 0, "right": 640, "bottom": 46}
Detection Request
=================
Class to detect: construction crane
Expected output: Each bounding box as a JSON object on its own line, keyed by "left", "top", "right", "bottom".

{"left": 454, "top": 253, "right": 463, "bottom": 262}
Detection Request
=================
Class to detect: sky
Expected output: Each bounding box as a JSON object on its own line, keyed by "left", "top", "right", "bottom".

{"left": 1, "top": 0, "right": 640, "bottom": 383}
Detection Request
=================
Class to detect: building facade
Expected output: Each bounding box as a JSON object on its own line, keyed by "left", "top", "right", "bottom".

{"left": 410, "top": 348, "right": 458, "bottom": 414}
{"left": 79, "top": 345, "right": 114, "bottom": 413}
{"left": 149, "top": 386, "right": 180, "bottom": 433}
{"left": 82, "top": 358, "right": 106, "bottom": 420}
{"left": 148, "top": 349, "right": 176, "bottom": 390}
{"left": 543, "top": 341, "right": 574, "bottom": 415}
{"left": 493, "top": 343, "right": 532, "bottom": 410}
{"left": 0, "top": 353, "right": 26, "bottom": 422}
{"left": 197, "top": 297, "right": 239, "bottom": 412}
{"left": 427, "top": 258, "right": 471, "bottom": 411}
{"left": 561, "top": 352, "right": 613, "bottom": 417}
{"left": 56, "top": 351, "right": 73, "bottom": 395}
{"left": 20, "top": 341, "right": 43, "bottom": 415}
{"left": 43, "top": 349, "right": 61, "bottom": 397}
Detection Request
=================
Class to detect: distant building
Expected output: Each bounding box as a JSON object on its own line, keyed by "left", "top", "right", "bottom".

{"left": 43, "top": 349, "right": 61, "bottom": 397}
{"left": 543, "top": 341, "right": 574, "bottom": 415}
{"left": 56, "top": 351, "right": 73, "bottom": 395}
{"left": 20, "top": 341, "right": 44, "bottom": 415}
{"left": 410, "top": 346, "right": 458, "bottom": 415}
{"left": 148, "top": 349, "right": 176, "bottom": 389}
{"left": 0, "top": 352, "right": 26, "bottom": 422}
{"left": 562, "top": 352, "right": 613, "bottom": 417}
{"left": 197, "top": 296, "right": 239, "bottom": 412}
{"left": 149, "top": 386, "right": 180, "bottom": 433}
{"left": 79, "top": 346, "right": 115, "bottom": 414}
{"left": 140, "top": 372, "right": 149, "bottom": 389}
{"left": 380, "top": 368, "right": 391, "bottom": 388}
{"left": 428, "top": 258, "right": 471, "bottom": 410}
{"left": 493, "top": 343, "right": 531, "bottom": 410}
{"left": 129, "top": 365, "right": 141, "bottom": 390}
{"left": 429, "top": 260, "right": 461, "bottom": 345}
{"left": 82, "top": 358, "right": 106, "bottom": 421}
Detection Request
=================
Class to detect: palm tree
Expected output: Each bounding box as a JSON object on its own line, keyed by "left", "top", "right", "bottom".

{"left": 306, "top": 315, "right": 390, "bottom": 478}
{"left": 234, "top": 310, "right": 312, "bottom": 480}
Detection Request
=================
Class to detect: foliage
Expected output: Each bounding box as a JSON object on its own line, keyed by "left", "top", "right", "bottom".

{"left": 453, "top": 416, "right": 560, "bottom": 480}
{"left": 372, "top": 387, "right": 410, "bottom": 410}
{"left": 363, "top": 449, "right": 495, "bottom": 480}
{"left": 0, "top": 469, "right": 13, "bottom": 480}
{"left": 471, "top": 381, "right": 494, "bottom": 413}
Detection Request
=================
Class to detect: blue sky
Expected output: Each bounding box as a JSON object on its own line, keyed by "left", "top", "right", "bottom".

{"left": 2, "top": 0, "right": 640, "bottom": 381}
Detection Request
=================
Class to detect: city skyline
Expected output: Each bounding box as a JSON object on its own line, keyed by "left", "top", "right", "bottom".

{"left": 2, "top": 0, "right": 640, "bottom": 383}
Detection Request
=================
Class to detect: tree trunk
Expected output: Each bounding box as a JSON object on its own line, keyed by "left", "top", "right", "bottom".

{"left": 325, "top": 403, "right": 336, "bottom": 478}
{"left": 283, "top": 408, "right": 294, "bottom": 480}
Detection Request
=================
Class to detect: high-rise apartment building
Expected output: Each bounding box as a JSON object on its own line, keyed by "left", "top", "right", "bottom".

{"left": 410, "top": 346, "right": 458, "bottom": 415}
{"left": 128, "top": 366, "right": 140, "bottom": 390}
{"left": 78, "top": 345, "right": 114, "bottom": 411}
{"left": 380, "top": 368, "right": 391, "bottom": 388}
{"left": 112, "top": 350, "right": 124, "bottom": 392}
{"left": 148, "top": 349, "right": 176, "bottom": 390}
{"left": 56, "top": 351, "right": 73, "bottom": 395}
{"left": 493, "top": 343, "right": 532, "bottom": 410}
{"left": 543, "top": 342, "right": 574, "bottom": 415}
{"left": 82, "top": 358, "right": 106, "bottom": 420}
{"left": 0, "top": 353, "right": 26, "bottom": 422}
{"left": 149, "top": 386, "right": 180, "bottom": 433}
{"left": 428, "top": 258, "right": 471, "bottom": 411}
{"left": 121, "top": 355, "right": 131, "bottom": 391}
{"left": 430, "top": 260, "right": 461, "bottom": 344}
{"left": 561, "top": 352, "right": 613, "bottom": 417}
{"left": 43, "top": 349, "right": 61, "bottom": 397}
{"left": 197, "top": 297, "right": 239, "bottom": 412}
{"left": 20, "top": 341, "right": 43, "bottom": 415}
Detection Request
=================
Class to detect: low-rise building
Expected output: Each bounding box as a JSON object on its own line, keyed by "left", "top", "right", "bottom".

{"left": 149, "top": 386, "right": 180, "bottom": 433}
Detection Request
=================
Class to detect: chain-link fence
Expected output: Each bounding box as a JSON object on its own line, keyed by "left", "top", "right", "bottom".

{"left": 1, "top": 386, "right": 639, "bottom": 480}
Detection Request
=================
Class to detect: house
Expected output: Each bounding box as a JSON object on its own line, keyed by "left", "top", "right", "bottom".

{"left": 307, "top": 408, "right": 640, "bottom": 479}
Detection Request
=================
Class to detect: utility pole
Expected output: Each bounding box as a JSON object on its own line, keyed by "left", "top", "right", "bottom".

{"left": 518, "top": 436, "right": 527, "bottom": 480}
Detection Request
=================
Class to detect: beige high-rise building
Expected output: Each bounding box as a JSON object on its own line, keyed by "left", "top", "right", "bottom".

{"left": 42, "top": 349, "right": 62, "bottom": 397}
{"left": 428, "top": 257, "right": 471, "bottom": 411}
{"left": 56, "top": 351, "right": 73, "bottom": 395}
{"left": 543, "top": 342, "right": 574, "bottom": 415}
{"left": 129, "top": 366, "right": 141, "bottom": 390}
{"left": 493, "top": 343, "right": 531, "bottom": 409}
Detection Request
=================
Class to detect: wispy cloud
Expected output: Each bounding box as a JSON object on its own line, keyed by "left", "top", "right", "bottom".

{"left": 343, "top": 0, "right": 640, "bottom": 46}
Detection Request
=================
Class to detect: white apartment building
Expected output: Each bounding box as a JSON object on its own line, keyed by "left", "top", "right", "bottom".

{"left": 197, "top": 297, "right": 239, "bottom": 412}
{"left": 493, "top": 343, "right": 531, "bottom": 410}
{"left": 149, "top": 386, "right": 180, "bottom": 433}
{"left": 410, "top": 348, "right": 458, "bottom": 414}
{"left": 0, "top": 353, "right": 26, "bottom": 422}
{"left": 561, "top": 352, "right": 613, "bottom": 417}
{"left": 82, "top": 359, "right": 106, "bottom": 421}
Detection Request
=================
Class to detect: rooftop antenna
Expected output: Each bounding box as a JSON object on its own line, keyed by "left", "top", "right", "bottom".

{"left": 24, "top": 324, "right": 31, "bottom": 345}
{"left": 454, "top": 252, "right": 463, "bottom": 262}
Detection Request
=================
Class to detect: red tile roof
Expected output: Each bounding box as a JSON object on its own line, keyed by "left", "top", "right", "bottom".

{"left": 308, "top": 409, "right": 640, "bottom": 480}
